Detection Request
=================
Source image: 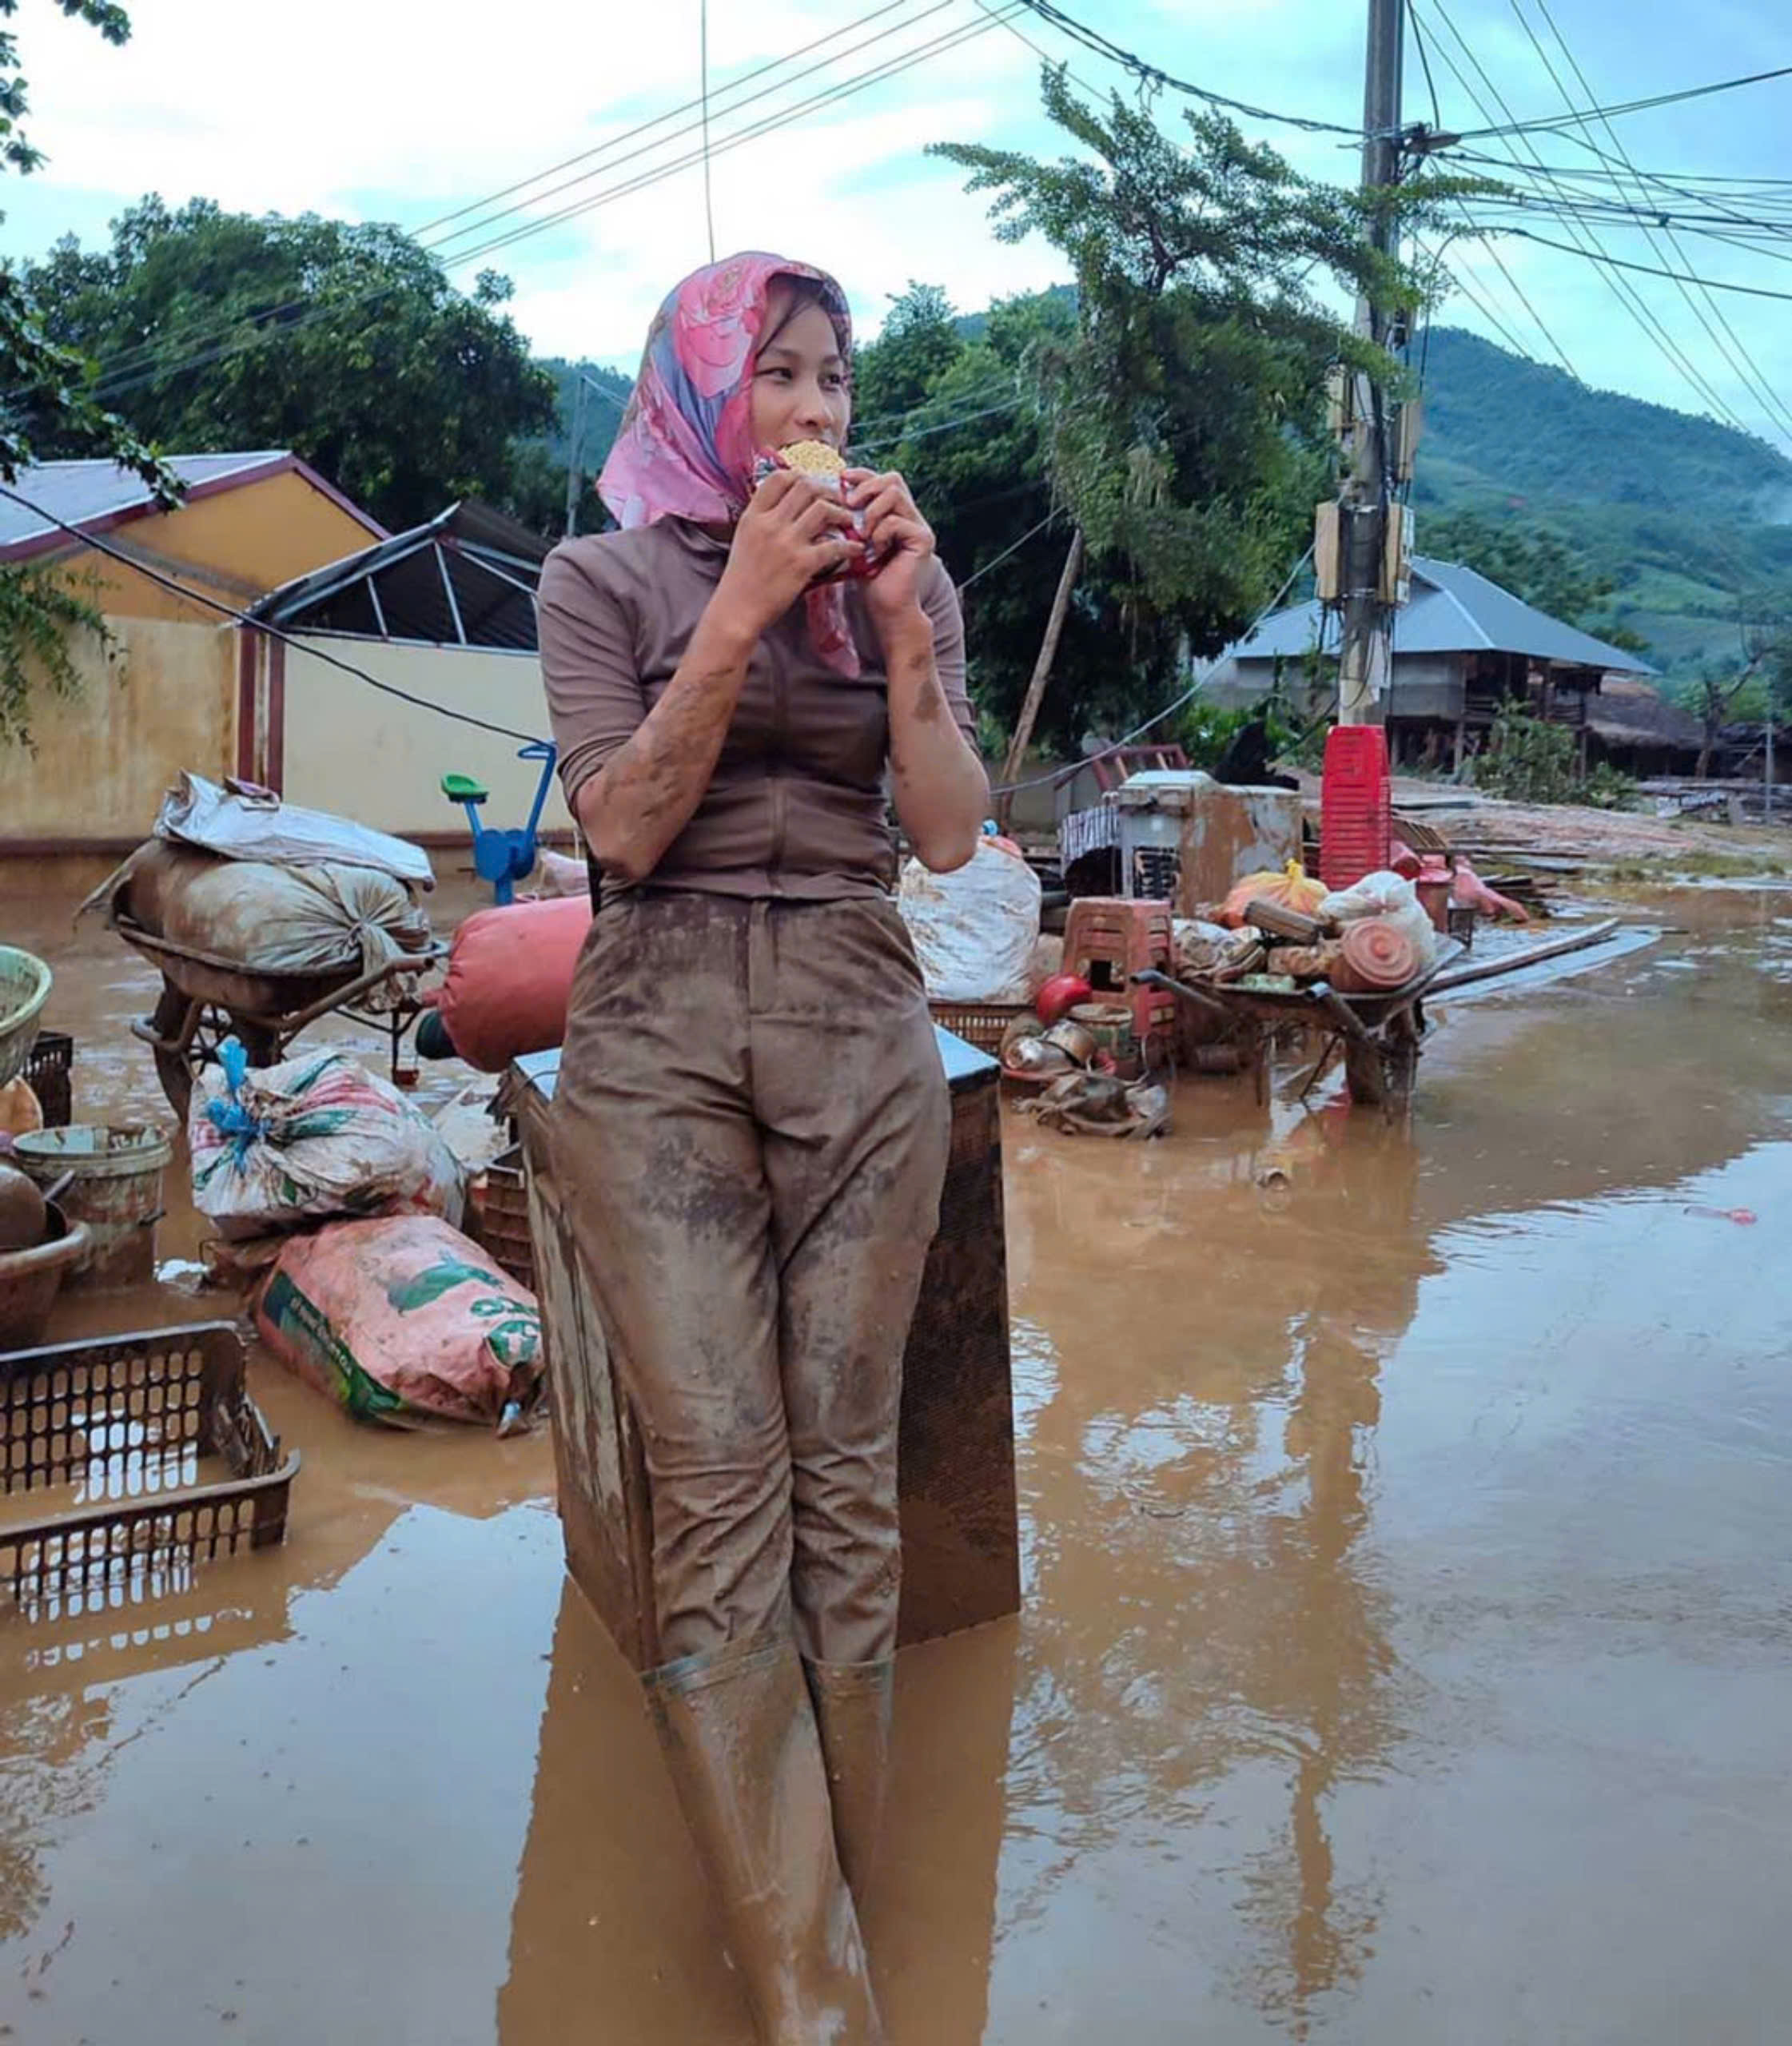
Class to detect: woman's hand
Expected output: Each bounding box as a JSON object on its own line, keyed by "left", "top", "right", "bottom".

{"left": 714, "top": 468, "right": 861, "bottom": 637}
{"left": 845, "top": 468, "right": 934, "bottom": 633}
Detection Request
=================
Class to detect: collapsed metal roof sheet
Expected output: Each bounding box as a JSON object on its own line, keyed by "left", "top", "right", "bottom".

{"left": 249, "top": 501, "right": 552, "bottom": 651}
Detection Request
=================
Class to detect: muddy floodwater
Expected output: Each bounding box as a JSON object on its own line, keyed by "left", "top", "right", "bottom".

{"left": 3, "top": 867, "right": 1791, "bottom": 2044}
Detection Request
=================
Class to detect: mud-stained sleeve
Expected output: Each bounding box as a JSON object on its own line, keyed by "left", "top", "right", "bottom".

{"left": 922, "top": 557, "right": 979, "bottom": 747}
{"left": 536, "top": 543, "right": 644, "bottom": 810}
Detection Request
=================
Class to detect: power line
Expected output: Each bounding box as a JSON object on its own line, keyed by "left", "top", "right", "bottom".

{"left": 1479, "top": 226, "right": 1792, "bottom": 305}
{"left": 0, "top": 485, "right": 550, "bottom": 746}
{"left": 956, "top": 508, "right": 1059, "bottom": 592}
{"left": 1007, "top": 0, "right": 1368, "bottom": 136}
{"left": 74, "top": 0, "right": 965, "bottom": 403}
{"left": 988, "top": 546, "right": 1317, "bottom": 798}
{"left": 1511, "top": 0, "right": 1792, "bottom": 445}
{"left": 699, "top": 0, "right": 717, "bottom": 264}
{"left": 1455, "top": 61, "right": 1792, "bottom": 141}
{"left": 1414, "top": 0, "right": 1758, "bottom": 440}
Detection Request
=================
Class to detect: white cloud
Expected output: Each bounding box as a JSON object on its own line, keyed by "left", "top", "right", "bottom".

{"left": 14, "top": 0, "right": 1792, "bottom": 446}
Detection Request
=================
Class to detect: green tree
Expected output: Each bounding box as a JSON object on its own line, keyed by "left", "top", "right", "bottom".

{"left": 1420, "top": 509, "right": 1648, "bottom": 654}
{"left": 2, "top": 3, "right": 174, "bottom": 749}
{"left": 25, "top": 197, "right": 557, "bottom": 531}
{"left": 929, "top": 68, "right": 1435, "bottom": 739}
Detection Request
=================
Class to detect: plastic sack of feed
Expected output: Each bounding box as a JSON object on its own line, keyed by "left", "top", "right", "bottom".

{"left": 256, "top": 1213, "right": 542, "bottom": 1429}
{"left": 192, "top": 1039, "right": 465, "bottom": 1239}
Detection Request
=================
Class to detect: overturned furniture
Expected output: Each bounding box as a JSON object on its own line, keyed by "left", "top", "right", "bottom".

{"left": 509, "top": 1030, "right": 1021, "bottom": 1667}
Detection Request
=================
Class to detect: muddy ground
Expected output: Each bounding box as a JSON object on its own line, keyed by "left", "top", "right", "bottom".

{"left": 2, "top": 861, "right": 1790, "bottom": 2044}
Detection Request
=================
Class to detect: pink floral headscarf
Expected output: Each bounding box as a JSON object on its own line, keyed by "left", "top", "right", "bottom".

{"left": 599, "top": 252, "right": 860, "bottom": 675}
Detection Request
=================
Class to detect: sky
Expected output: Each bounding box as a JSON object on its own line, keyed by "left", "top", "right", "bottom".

{"left": 6, "top": 0, "right": 1790, "bottom": 454}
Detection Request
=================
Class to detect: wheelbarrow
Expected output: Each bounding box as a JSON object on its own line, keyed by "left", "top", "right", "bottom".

{"left": 441, "top": 741, "right": 558, "bottom": 906}
{"left": 117, "top": 918, "right": 448, "bottom": 1121}
{"left": 1136, "top": 937, "right": 1463, "bottom": 1117}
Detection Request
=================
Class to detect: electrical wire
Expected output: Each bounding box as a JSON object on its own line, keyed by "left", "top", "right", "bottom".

{"left": 1452, "top": 61, "right": 1792, "bottom": 142}
{"left": 1511, "top": 0, "right": 1792, "bottom": 445}
{"left": 74, "top": 0, "right": 973, "bottom": 403}
{"left": 986, "top": 546, "right": 1317, "bottom": 798}
{"left": 0, "top": 485, "right": 550, "bottom": 746}
{"left": 1412, "top": 0, "right": 1758, "bottom": 440}
{"left": 699, "top": 0, "right": 717, "bottom": 264}
{"left": 1473, "top": 227, "right": 1792, "bottom": 304}
{"left": 1408, "top": 14, "right": 1581, "bottom": 376}
{"left": 955, "top": 509, "right": 1059, "bottom": 593}
{"left": 1006, "top": 0, "right": 1368, "bottom": 136}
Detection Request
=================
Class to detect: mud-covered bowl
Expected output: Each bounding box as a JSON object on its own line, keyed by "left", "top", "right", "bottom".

{"left": 0, "top": 1202, "right": 90, "bottom": 1351}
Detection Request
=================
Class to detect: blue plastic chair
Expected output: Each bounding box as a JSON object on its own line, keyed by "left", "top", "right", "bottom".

{"left": 441, "top": 741, "right": 558, "bottom": 906}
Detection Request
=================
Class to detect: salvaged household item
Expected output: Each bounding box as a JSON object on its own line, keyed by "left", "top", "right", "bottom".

{"left": 1220, "top": 860, "right": 1328, "bottom": 930}
{"left": 1035, "top": 972, "right": 1093, "bottom": 1029}
{"left": 430, "top": 895, "right": 591, "bottom": 1073}
{"left": 0, "top": 1203, "right": 89, "bottom": 1347}
{"left": 11, "top": 1124, "right": 172, "bottom": 1289}
{"left": 0, "top": 945, "right": 51, "bottom": 1092}
{"left": 440, "top": 739, "right": 560, "bottom": 906}
{"left": 1109, "top": 770, "right": 1304, "bottom": 910}
{"left": 511, "top": 1030, "right": 1021, "bottom": 1671}
{"left": 90, "top": 843, "right": 444, "bottom": 1120}
{"left": 1319, "top": 724, "right": 1392, "bottom": 890}
{"left": 1331, "top": 917, "right": 1424, "bottom": 995}
{"left": 192, "top": 1042, "right": 464, "bottom": 1240}
{"left": 20, "top": 1029, "right": 72, "bottom": 1127}
{"left": 0, "top": 1323, "right": 297, "bottom": 1612}
{"left": 1017, "top": 1069, "right": 1171, "bottom": 1140}
{"left": 898, "top": 838, "right": 1041, "bottom": 1005}
{"left": 1137, "top": 935, "right": 1463, "bottom": 1115}
{"left": 1318, "top": 869, "right": 1439, "bottom": 973}
{"left": 155, "top": 770, "right": 434, "bottom": 886}
{"left": 257, "top": 1213, "right": 543, "bottom": 1429}
{"left": 473, "top": 1147, "right": 536, "bottom": 1293}
{"left": 0, "top": 1162, "right": 44, "bottom": 1252}
{"left": 1061, "top": 898, "right": 1175, "bottom": 1071}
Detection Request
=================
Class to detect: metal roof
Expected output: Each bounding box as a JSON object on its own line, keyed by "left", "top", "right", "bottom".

{"left": 1220, "top": 555, "right": 1655, "bottom": 676}
{"left": 249, "top": 500, "right": 552, "bottom": 651}
{"left": 0, "top": 451, "right": 382, "bottom": 560}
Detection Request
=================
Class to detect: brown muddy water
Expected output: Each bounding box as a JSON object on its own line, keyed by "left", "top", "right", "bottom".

{"left": 3, "top": 866, "right": 1791, "bottom": 2044}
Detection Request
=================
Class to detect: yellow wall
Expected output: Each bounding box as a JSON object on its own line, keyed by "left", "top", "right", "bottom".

{"left": 279, "top": 636, "right": 572, "bottom": 842}
{"left": 43, "top": 467, "right": 380, "bottom": 625}
{"left": 0, "top": 615, "right": 237, "bottom": 845}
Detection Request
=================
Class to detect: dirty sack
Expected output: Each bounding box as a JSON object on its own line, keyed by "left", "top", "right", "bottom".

{"left": 256, "top": 1212, "right": 542, "bottom": 1429}
{"left": 1316, "top": 869, "right": 1437, "bottom": 969}
{"left": 192, "top": 1039, "right": 464, "bottom": 1240}
{"left": 429, "top": 896, "right": 591, "bottom": 1073}
{"left": 1219, "top": 860, "right": 1327, "bottom": 929}
{"left": 156, "top": 772, "right": 435, "bottom": 887}
{"left": 89, "top": 840, "right": 432, "bottom": 981}
{"left": 1016, "top": 1070, "right": 1171, "bottom": 1140}
{"left": 898, "top": 838, "right": 1041, "bottom": 1004}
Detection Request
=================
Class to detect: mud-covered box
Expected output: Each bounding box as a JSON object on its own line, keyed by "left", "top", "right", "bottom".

{"left": 509, "top": 1030, "right": 1020, "bottom": 1668}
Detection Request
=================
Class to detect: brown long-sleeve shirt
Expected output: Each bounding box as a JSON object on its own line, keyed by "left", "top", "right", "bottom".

{"left": 536, "top": 518, "right": 978, "bottom": 901}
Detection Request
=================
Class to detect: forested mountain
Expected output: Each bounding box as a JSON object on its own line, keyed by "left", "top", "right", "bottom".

{"left": 1412, "top": 328, "right": 1792, "bottom": 683}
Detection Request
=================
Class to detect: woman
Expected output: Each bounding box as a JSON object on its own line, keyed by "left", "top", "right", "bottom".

{"left": 536, "top": 253, "right": 988, "bottom": 2043}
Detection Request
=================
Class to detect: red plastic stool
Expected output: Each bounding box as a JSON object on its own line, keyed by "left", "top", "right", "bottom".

{"left": 1320, "top": 724, "right": 1392, "bottom": 891}
{"left": 1061, "top": 897, "right": 1176, "bottom": 1057}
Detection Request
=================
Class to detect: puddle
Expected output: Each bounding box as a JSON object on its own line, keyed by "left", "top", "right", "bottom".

{"left": 2, "top": 869, "right": 1790, "bottom": 2042}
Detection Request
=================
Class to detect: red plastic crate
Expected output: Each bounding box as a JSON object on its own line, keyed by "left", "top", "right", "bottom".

{"left": 1319, "top": 725, "right": 1392, "bottom": 891}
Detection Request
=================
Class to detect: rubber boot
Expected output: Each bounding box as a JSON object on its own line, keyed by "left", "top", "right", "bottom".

{"left": 804, "top": 1658, "right": 894, "bottom": 1913}
{"left": 646, "top": 1626, "right": 885, "bottom": 2045}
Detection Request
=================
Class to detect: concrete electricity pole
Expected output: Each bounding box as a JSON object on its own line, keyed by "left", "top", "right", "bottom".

{"left": 1336, "top": 0, "right": 1406, "bottom": 726}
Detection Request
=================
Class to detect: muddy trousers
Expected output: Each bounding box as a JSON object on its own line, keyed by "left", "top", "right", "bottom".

{"left": 556, "top": 893, "right": 949, "bottom": 2040}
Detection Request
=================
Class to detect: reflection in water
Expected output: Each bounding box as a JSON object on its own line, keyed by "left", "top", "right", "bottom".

{"left": 500, "top": 1585, "right": 1018, "bottom": 2046}
{"left": 1006, "top": 1101, "right": 1434, "bottom": 2036}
